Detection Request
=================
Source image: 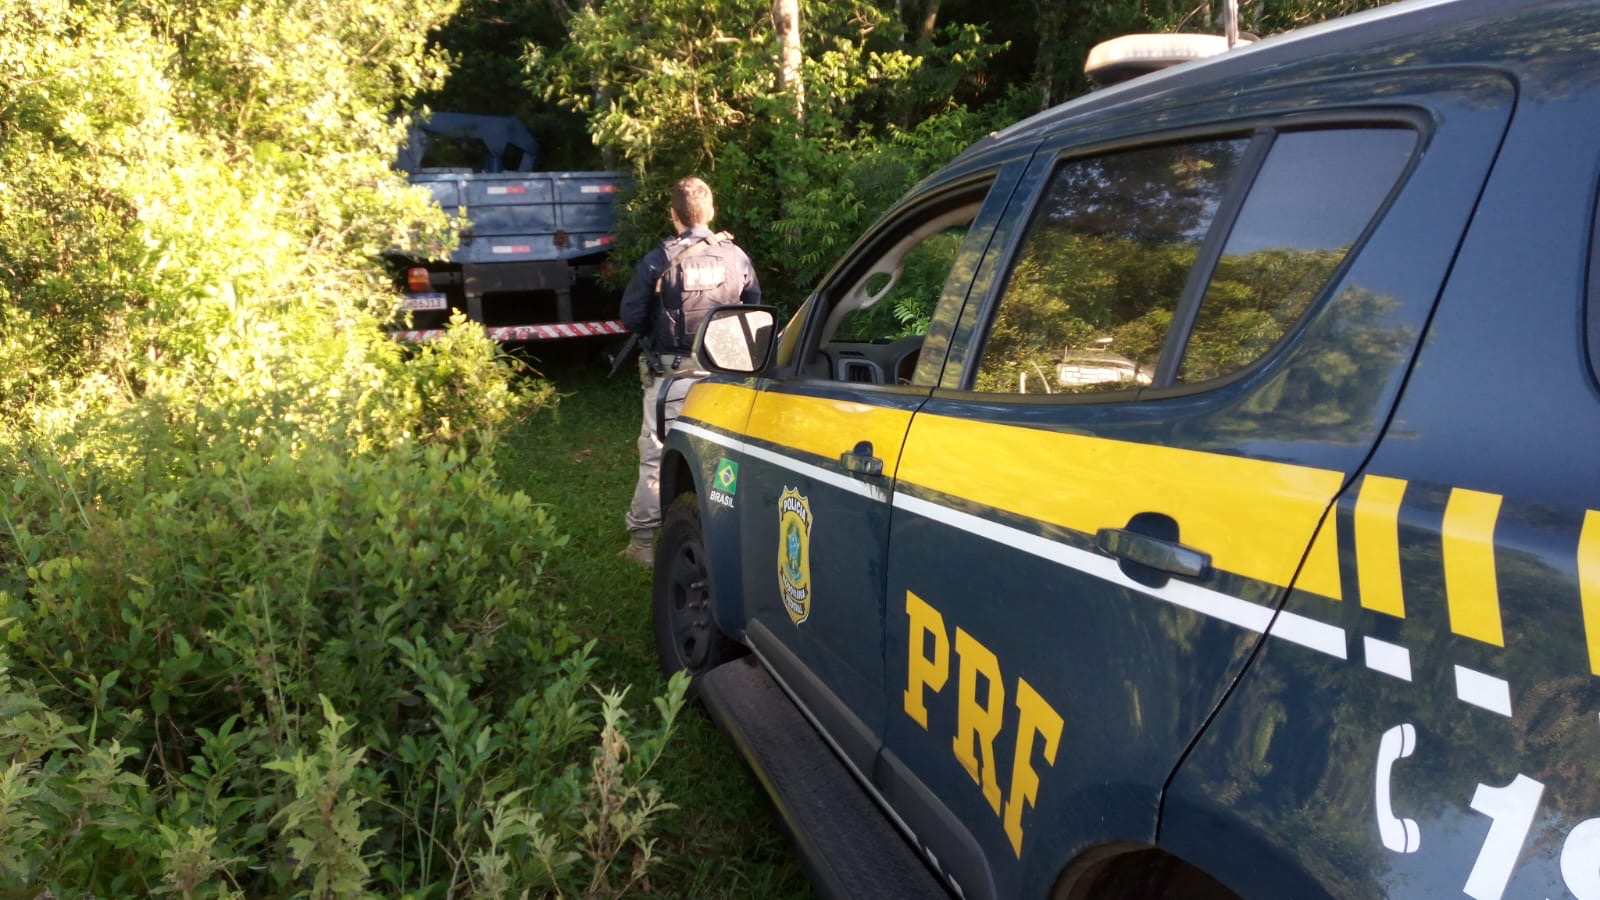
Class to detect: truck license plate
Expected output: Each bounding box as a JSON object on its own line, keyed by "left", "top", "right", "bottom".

{"left": 403, "top": 293, "right": 449, "bottom": 312}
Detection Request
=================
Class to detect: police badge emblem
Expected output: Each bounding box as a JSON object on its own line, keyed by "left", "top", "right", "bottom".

{"left": 777, "top": 487, "right": 813, "bottom": 625}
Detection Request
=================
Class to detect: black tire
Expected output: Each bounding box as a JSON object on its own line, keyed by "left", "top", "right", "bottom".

{"left": 653, "top": 493, "right": 743, "bottom": 679}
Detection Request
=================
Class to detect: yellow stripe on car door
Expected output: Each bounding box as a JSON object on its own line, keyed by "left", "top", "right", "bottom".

{"left": 895, "top": 413, "right": 1345, "bottom": 592}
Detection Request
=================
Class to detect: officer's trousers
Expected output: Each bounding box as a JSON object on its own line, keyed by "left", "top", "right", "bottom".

{"left": 625, "top": 360, "right": 682, "bottom": 540}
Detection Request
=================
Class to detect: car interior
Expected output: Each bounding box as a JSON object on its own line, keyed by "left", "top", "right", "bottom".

{"left": 801, "top": 202, "right": 980, "bottom": 386}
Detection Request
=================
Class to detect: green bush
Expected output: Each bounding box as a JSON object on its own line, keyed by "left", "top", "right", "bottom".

{"left": 0, "top": 368, "right": 690, "bottom": 896}
{"left": 0, "top": 0, "right": 690, "bottom": 895}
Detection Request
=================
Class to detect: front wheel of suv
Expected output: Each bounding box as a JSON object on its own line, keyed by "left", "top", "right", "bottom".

{"left": 653, "top": 493, "right": 743, "bottom": 680}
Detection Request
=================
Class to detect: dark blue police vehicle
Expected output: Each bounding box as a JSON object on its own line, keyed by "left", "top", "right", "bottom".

{"left": 650, "top": 1, "right": 1600, "bottom": 896}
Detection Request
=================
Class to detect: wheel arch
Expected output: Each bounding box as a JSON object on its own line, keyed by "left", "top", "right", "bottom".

{"left": 657, "top": 444, "right": 747, "bottom": 647}
{"left": 659, "top": 446, "right": 697, "bottom": 512}
{"left": 1049, "top": 842, "right": 1242, "bottom": 900}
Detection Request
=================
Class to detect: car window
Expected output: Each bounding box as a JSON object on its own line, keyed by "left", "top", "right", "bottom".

{"left": 1177, "top": 128, "right": 1416, "bottom": 383}
{"left": 973, "top": 139, "right": 1250, "bottom": 394}
{"left": 803, "top": 194, "right": 988, "bottom": 386}
{"left": 831, "top": 226, "right": 967, "bottom": 343}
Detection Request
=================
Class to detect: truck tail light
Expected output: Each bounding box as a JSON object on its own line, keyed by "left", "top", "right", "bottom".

{"left": 406, "top": 267, "right": 431, "bottom": 293}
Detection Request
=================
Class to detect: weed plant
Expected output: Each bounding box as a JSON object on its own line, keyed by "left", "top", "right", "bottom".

{"left": 0, "top": 333, "right": 695, "bottom": 897}
{"left": 496, "top": 347, "right": 814, "bottom": 898}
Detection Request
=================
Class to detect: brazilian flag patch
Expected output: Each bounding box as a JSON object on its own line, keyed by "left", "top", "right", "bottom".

{"left": 715, "top": 458, "right": 739, "bottom": 495}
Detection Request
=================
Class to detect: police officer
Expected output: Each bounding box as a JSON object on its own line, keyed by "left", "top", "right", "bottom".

{"left": 619, "top": 177, "right": 761, "bottom": 565}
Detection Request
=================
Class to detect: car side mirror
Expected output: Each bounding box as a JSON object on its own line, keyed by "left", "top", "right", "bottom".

{"left": 694, "top": 304, "right": 778, "bottom": 375}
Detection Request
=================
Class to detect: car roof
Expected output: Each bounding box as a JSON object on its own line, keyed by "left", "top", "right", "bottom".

{"left": 924, "top": 0, "right": 1595, "bottom": 185}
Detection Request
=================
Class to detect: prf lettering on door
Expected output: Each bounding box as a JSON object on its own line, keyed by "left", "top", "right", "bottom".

{"left": 903, "top": 590, "right": 1065, "bottom": 858}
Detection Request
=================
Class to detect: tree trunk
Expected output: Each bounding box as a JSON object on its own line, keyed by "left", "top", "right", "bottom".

{"left": 918, "top": 0, "right": 941, "bottom": 44}
{"left": 545, "top": 0, "right": 577, "bottom": 26}
{"left": 1029, "top": 0, "right": 1070, "bottom": 111}
{"left": 773, "top": 0, "right": 805, "bottom": 120}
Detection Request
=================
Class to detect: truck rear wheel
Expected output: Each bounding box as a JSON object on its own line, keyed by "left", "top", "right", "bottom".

{"left": 653, "top": 493, "right": 742, "bottom": 680}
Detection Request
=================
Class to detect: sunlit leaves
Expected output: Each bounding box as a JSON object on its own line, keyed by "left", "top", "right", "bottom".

{"left": 529, "top": 0, "right": 1014, "bottom": 308}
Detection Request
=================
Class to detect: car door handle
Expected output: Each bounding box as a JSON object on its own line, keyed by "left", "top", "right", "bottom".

{"left": 839, "top": 440, "right": 884, "bottom": 476}
{"left": 1095, "top": 527, "right": 1211, "bottom": 578}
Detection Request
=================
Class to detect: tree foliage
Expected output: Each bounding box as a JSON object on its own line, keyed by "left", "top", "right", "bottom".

{"left": 0, "top": 0, "right": 688, "bottom": 895}
{"left": 529, "top": 0, "right": 1016, "bottom": 308}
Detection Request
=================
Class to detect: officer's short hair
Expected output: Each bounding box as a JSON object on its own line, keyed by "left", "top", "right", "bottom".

{"left": 672, "top": 177, "right": 715, "bottom": 228}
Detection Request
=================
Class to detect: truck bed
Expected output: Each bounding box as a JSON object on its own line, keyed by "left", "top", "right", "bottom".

{"left": 392, "top": 169, "right": 631, "bottom": 342}
{"left": 410, "top": 169, "right": 627, "bottom": 265}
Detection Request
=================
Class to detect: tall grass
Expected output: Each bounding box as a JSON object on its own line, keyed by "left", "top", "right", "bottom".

{"left": 495, "top": 345, "right": 813, "bottom": 898}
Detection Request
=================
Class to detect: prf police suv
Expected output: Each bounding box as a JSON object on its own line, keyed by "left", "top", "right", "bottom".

{"left": 649, "top": 1, "right": 1600, "bottom": 897}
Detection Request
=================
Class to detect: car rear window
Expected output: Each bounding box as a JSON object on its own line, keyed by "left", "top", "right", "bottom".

{"left": 1177, "top": 128, "right": 1416, "bottom": 383}
{"left": 973, "top": 127, "right": 1416, "bottom": 396}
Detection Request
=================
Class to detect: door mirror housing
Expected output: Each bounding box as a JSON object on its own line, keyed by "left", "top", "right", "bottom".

{"left": 694, "top": 304, "right": 779, "bottom": 375}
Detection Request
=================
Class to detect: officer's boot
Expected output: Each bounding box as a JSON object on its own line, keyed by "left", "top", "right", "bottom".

{"left": 619, "top": 531, "right": 654, "bottom": 567}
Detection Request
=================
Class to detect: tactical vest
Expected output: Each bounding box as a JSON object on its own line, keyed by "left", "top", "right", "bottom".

{"left": 654, "top": 231, "right": 741, "bottom": 352}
